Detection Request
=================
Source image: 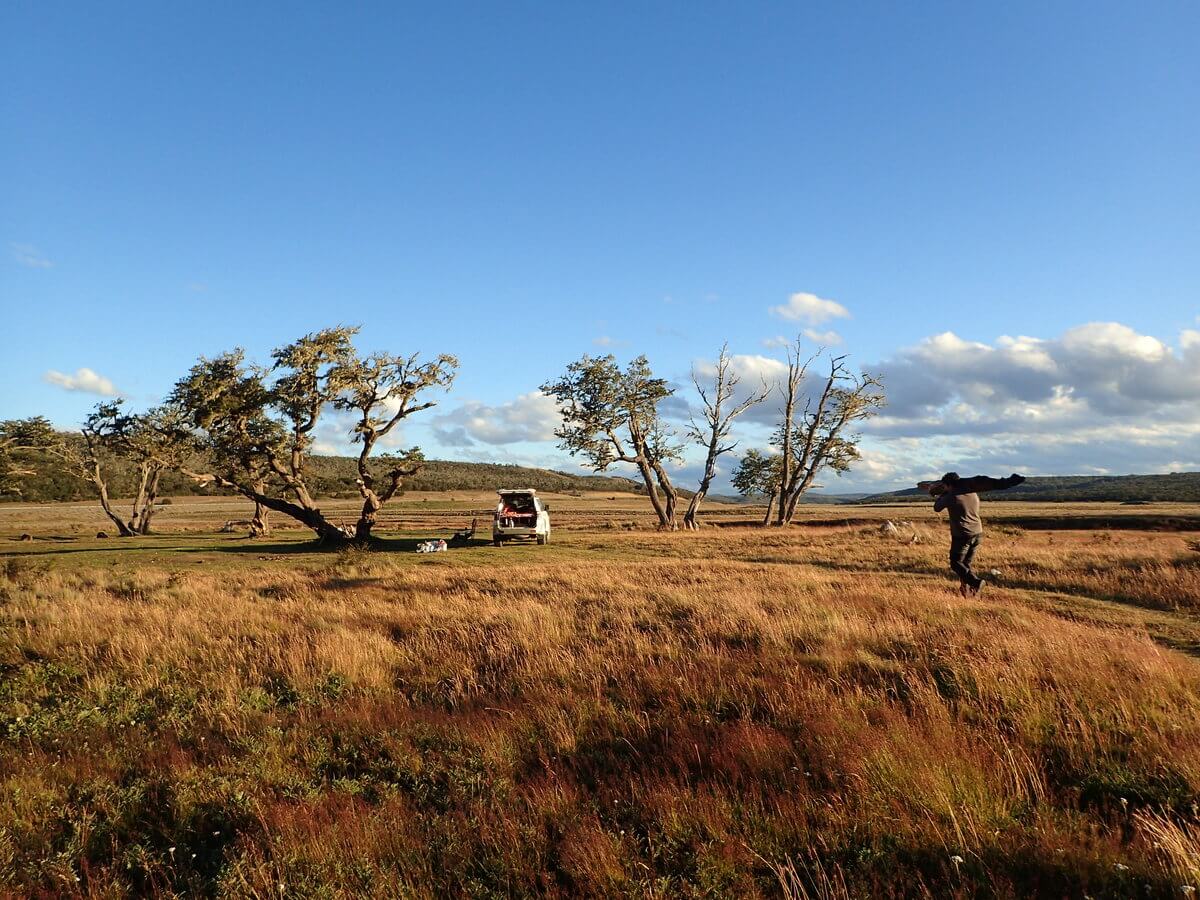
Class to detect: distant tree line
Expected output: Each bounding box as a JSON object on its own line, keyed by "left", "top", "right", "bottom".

{"left": 3, "top": 328, "right": 886, "bottom": 540}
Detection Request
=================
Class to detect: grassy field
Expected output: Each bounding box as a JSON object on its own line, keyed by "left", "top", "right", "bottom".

{"left": 2, "top": 495, "right": 1199, "bottom": 897}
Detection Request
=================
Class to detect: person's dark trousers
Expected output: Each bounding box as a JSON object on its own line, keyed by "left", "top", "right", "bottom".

{"left": 949, "top": 534, "right": 983, "bottom": 591}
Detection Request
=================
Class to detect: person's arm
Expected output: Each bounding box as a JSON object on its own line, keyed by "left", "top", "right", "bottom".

{"left": 933, "top": 492, "right": 950, "bottom": 512}
{"left": 955, "top": 473, "right": 1026, "bottom": 493}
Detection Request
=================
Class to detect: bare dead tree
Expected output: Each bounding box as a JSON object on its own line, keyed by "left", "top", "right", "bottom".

{"left": 682, "top": 344, "right": 769, "bottom": 529}
{"left": 541, "top": 354, "right": 683, "bottom": 530}
{"left": 769, "top": 346, "right": 885, "bottom": 526}
{"left": 772, "top": 340, "right": 816, "bottom": 527}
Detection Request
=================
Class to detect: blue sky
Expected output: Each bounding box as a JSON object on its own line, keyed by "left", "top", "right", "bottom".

{"left": 3, "top": 2, "right": 1198, "bottom": 492}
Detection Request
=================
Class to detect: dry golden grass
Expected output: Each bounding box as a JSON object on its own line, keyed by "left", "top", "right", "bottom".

{"left": 1, "top": 499, "right": 1199, "bottom": 897}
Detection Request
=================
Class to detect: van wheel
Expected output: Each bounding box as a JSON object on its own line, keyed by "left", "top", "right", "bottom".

{"left": 536, "top": 534, "right": 547, "bottom": 545}
{"left": 493, "top": 538, "right": 502, "bottom": 547}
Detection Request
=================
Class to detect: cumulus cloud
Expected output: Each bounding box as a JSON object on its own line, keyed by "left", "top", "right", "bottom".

{"left": 842, "top": 448, "right": 900, "bottom": 483}
{"left": 873, "top": 322, "right": 1200, "bottom": 426}
{"left": 802, "top": 328, "right": 843, "bottom": 345}
{"left": 692, "top": 353, "right": 791, "bottom": 396}
{"left": 770, "top": 292, "right": 850, "bottom": 325}
{"left": 433, "top": 391, "right": 561, "bottom": 446}
{"left": 762, "top": 335, "right": 790, "bottom": 349}
{"left": 717, "top": 353, "right": 791, "bottom": 384}
{"left": 848, "top": 321, "right": 1200, "bottom": 489}
{"left": 11, "top": 243, "right": 53, "bottom": 269}
{"left": 310, "top": 439, "right": 343, "bottom": 456}
{"left": 43, "top": 368, "right": 121, "bottom": 397}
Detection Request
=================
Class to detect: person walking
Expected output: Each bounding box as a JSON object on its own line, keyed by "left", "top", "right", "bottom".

{"left": 930, "top": 472, "right": 1025, "bottom": 595}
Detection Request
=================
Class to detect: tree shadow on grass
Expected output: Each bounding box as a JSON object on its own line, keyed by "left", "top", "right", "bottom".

{"left": 4, "top": 533, "right": 79, "bottom": 543}
{"left": 0, "top": 533, "right": 493, "bottom": 562}
{"left": 174, "top": 535, "right": 479, "bottom": 555}
{"left": 0, "top": 536, "right": 319, "bottom": 560}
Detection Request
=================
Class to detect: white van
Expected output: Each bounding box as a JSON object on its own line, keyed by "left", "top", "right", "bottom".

{"left": 493, "top": 489, "right": 551, "bottom": 545}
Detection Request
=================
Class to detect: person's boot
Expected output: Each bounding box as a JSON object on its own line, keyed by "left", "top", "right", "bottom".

{"left": 972, "top": 578, "right": 986, "bottom": 596}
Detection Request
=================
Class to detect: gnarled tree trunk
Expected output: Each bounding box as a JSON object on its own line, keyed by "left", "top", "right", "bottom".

{"left": 126, "top": 464, "right": 164, "bottom": 535}
{"left": 761, "top": 492, "right": 776, "bottom": 526}
{"left": 93, "top": 471, "right": 136, "bottom": 537}
{"left": 352, "top": 441, "right": 422, "bottom": 543}
{"left": 634, "top": 456, "right": 678, "bottom": 531}
{"left": 354, "top": 491, "right": 383, "bottom": 542}
{"left": 648, "top": 457, "right": 679, "bottom": 531}
{"left": 250, "top": 500, "right": 270, "bottom": 537}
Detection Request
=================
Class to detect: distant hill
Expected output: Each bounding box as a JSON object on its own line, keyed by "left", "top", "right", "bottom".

{"left": 806, "top": 492, "right": 874, "bottom": 504}
{"left": 305, "top": 457, "right": 644, "bottom": 497}
{"left": 2, "top": 447, "right": 644, "bottom": 503}
{"left": 854, "top": 473, "right": 1200, "bottom": 504}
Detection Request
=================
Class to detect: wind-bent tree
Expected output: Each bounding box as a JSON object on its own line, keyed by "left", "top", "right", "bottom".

{"left": 730, "top": 449, "right": 783, "bottom": 525}
{"left": 541, "top": 354, "right": 683, "bottom": 530}
{"left": 5, "top": 404, "right": 192, "bottom": 536}
{"left": 172, "top": 327, "right": 456, "bottom": 543}
{"left": 766, "top": 343, "right": 885, "bottom": 526}
{"left": 335, "top": 351, "right": 458, "bottom": 540}
{"left": 170, "top": 350, "right": 285, "bottom": 537}
{"left": 682, "top": 345, "right": 769, "bottom": 529}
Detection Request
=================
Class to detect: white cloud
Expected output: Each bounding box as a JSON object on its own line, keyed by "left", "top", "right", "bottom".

{"left": 874, "top": 322, "right": 1200, "bottom": 425}
{"left": 43, "top": 368, "right": 121, "bottom": 397}
{"left": 311, "top": 440, "right": 342, "bottom": 456}
{"left": 727, "top": 353, "right": 790, "bottom": 385}
{"left": 682, "top": 320, "right": 1200, "bottom": 494}
{"left": 593, "top": 335, "right": 615, "bottom": 347}
{"left": 11, "top": 243, "right": 53, "bottom": 269}
{"left": 693, "top": 352, "right": 791, "bottom": 396}
{"left": 433, "top": 391, "right": 561, "bottom": 446}
{"left": 770, "top": 291, "right": 850, "bottom": 325}
{"left": 848, "top": 450, "right": 900, "bottom": 483}
{"left": 842, "top": 321, "right": 1200, "bottom": 489}
{"left": 762, "top": 335, "right": 790, "bottom": 348}
{"left": 802, "top": 328, "right": 843, "bottom": 345}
